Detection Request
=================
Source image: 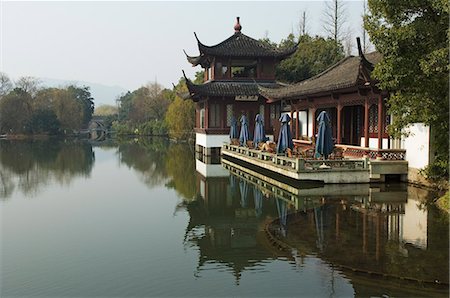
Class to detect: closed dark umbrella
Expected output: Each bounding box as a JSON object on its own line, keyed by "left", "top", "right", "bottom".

{"left": 253, "top": 187, "right": 263, "bottom": 217}
{"left": 253, "top": 113, "right": 265, "bottom": 148}
{"left": 239, "top": 179, "right": 249, "bottom": 208}
{"left": 229, "top": 115, "right": 238, "bottom": 140}
{"left": 229, "top": 174, "right": 238, "bottom": 199}
{"left": 315, "top": 111, "right": 334, "bottom": 159}
{"left": 239, "top": 114, "right": 250, "bottom": 146}
{"left": 314, "top": 206, "right": 324, "bottom": 252}
{"left": 276, "top": 114, "right": 294, "bottom": 154}
{"left": 276, "top": 198, "right": 288, "bottom": 237}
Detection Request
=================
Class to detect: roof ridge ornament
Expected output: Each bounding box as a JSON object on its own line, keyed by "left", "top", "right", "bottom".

{"left": 234, "top": 16, "right": 242, "bottom": 33}
{"left": 356, "top": 36, "right": 374, "bottom": 71}
{"left": 356, "top": 37, "right": 364, "bottom": 57}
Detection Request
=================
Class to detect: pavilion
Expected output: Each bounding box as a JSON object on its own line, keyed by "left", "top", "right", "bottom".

{"left": 183, "top": 17, "right": 296, "bottom": 155}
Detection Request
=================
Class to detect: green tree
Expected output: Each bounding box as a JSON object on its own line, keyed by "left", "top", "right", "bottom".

{"left": 165, "top": 78, "right": 195, "bottom": 140}
{"left": 276, "top": 34, "right": 344, "bottom": 83}
{"left": 365, "top": 0, "right": 449, "bottom": 179}
{"left": 67, "top": 85, "right": 94, "bottom": 126}
{"left": 117, "top": 91, "right": 133, "bottom": 122}
{"left": 28, "top": 109, "right": 60, "bottom": 134}
{"left": 194, "top": 71, "right": 205, "bottom": 84}
{"left": 0, "top": 88, "right": 32, "bottom": 134}
{"left": 53, "top": 89, "right": 85, "bottom": 131}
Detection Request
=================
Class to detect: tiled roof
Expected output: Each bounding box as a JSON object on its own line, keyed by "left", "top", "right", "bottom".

{"left": 199, "top": 32, "right": 296, "bottom": 58}
{"left": 185, "top": 79, "right": 283, "bottom": 101}
{"left": 185, "top": 32, "right": 297, "bottom": 66}
{"left": 259, "top": 51, "right": 382, "bottom": 101}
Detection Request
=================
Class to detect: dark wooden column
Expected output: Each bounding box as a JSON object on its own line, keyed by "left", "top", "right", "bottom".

{"left": 205, "top": 101, "right": 209, "bottom": 129}
{"left": 364, "top": 98, "right": 369, "bottom": 147}
{"left": 362, "top": 212, "right": 367, "bottom": 254}
{"left": 377, "top": 95, "right": 383, "bottom": 150}
{"left": 295, "top": 109, "right": 300, "bottom": 139}
{"left": 220, "top": 101, "right": 225, "bottom": 129}
{"left": 337, "top": 103, "right": 342, "bottom": 144}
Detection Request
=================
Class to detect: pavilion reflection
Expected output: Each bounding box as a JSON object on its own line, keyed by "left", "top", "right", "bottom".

{"left": 185, "top": 156, "right": 448, "bottom": 293}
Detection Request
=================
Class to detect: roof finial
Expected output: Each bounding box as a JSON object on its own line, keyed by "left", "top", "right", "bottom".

{"left": 234, "top": 16, "right": 242, "bottom": 33}
{"left": 356, "top": 37, "right": 363, "bottom": 57}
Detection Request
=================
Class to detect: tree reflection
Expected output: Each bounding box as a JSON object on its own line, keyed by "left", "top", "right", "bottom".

{"left": 165, "top": 143, "right": 196, "bottom": 200}
{"left": 117, "top": 138, "right": 169, "bottom": 188}
{"left": 0, "top": 139, "right": 94, "bottom": 198}
{"left": 116, "top": 138, "right": 198, "bottom": 201}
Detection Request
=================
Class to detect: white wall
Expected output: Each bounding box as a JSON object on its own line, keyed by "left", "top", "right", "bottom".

{"left": 196, "top": 159, "right": 229, "bottom": 178}
{"left": 308, "top": 109, "right": 314, "bottom": 138}
{"left": 360, "top": 137, "right": 390, "bottom": 149}
{"left": 401, "top": 123, "right": 430, "bottom": 169}
{"left": 401, "top": 196, "right": 428, "bottom": 249}
{"left": 280, "top": 111, "right": 310, "bottom": 139}
{"left": 297, "top": 111, "right": 308, "bottom": 137}
{"left": 196, "top": 133, "right": 229, "bottom": 148}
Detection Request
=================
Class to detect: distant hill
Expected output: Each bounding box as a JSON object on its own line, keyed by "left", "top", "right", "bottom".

{"left": 41, "top": 78, "right": 128, "bottom": 107}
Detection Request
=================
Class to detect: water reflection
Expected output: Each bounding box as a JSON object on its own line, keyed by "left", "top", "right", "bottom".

{"left": 1, "top": 139, "right": 447, "bottom": 297}
{"left": 117, "top": 138, "right": 197, "bottom": 200}
{"left": 117, "top": 138, "right": 169, "bottom": 188}
{"left": 0, "top": 139, "right": 94, "bottom": 199}
{"left": 183, "top": 173, "right": 280, "bottom": 283}
{"left": 186, "top": 157, "right": 449, "bottom": 295}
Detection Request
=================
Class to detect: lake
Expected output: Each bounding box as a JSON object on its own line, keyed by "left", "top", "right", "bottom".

{"left": 1, "top": 138, "right": 448, "bottom": 297}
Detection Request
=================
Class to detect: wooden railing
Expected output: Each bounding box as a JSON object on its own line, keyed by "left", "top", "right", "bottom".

{"left": 335, "top": 144, "right": 406, "bottom": 160}
{"left": 222, "top": 144, "right": 369, "bottom": 173}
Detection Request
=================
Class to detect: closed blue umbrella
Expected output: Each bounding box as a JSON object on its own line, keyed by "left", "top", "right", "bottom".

{"left": 253, "top": 114, "right": 265, "bottom": 148}
{"left": 239, "top": 114, "right": 250, "bottom": 146}
{"left": 276, "top": 198, "right": 288, "bottom": 237}
{"left": 253, "top": 187, "right": 263, "bottom": 217}
{"left": 239, "top": 179, "right": 249, "bottom": 208}
{"left": 229, "top": 115, "right": 238, "bottom": 140}
{"left": 314, "top": 206, "right": 324, "bottom": 252}
{"left": 276, "top": 114, "right": 294, "bottom": 154}
{"left": 229, "top": 174, "right": 238, "bottom": 197}
{"left": 315, "top": 111, "right": 334, "bottom": 159}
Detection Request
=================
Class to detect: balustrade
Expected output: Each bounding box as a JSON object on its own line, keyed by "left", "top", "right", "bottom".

{"left": 222, "top": 143, "right": 370, "bottom": 173}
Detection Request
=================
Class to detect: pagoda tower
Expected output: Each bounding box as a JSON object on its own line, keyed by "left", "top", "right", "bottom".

{"left": 183, "top": 17, "right": 297, "bottom": 156}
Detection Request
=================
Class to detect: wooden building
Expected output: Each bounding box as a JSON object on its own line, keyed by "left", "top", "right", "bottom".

{"left": 260, "top": 38, "right": 391, "bottom": 154}
{"left": 184, "top": 17, "right": 296, "bottom": 155}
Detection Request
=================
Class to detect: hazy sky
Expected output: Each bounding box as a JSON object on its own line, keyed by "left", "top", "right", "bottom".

{"left": 1, "top": 1, "right": 366, "bottom": 91}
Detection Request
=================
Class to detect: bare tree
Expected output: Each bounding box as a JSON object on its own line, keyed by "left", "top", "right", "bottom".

{"left": 15, "top": 76, "right": 41, "bottom": 97}
{"left": 343, "top": 27, "right": 353, "bottom": 56}
{"left": 0, "top": 72, "right": 13, "bottom": 97}
{"left": 361, "top": 0, "right": 373, "bottom": 53}
{"left": 322, "top": 0, "right": 347, "bottom": 44}
{"left": 298, "top": 10, "right": 308, "bottom": 36}
{"left": 144, "top": 81, "right": 170, "bottom": 121}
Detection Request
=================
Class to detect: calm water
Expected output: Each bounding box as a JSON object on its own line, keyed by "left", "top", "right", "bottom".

{"left": 1, "top": 138, "right": 448, "bottom": 297}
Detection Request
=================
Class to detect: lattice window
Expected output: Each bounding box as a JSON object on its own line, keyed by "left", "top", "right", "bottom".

{"left": 226, "top": 104, "right": 233, "bottom": 127}
{"left": 209, "top": 103, "right": 221, "bottom": 128}
{"left": 368, "top": 105, "right": 378, "bottom": 134}
{"left": 270, "top": 105, "right": 276, "bottom": 127}
{"left": 200, "top": 108, "right": 205, "bottom": 129}
{"left": 384, "top": 114, "right": 390, "bottom": 134}
{"left": 259, "top": 105, "right": 264, "bottom": 120}
{"left": 356, "top": 107, "right": 362, "bottom": 136}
